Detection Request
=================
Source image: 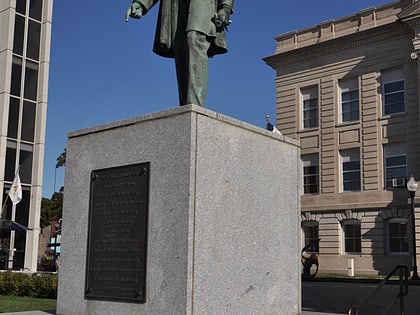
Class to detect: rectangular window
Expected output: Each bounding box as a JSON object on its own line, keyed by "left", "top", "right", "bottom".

{"left": 340, "top": 149, "right": 361, "bottom": 192}
{"left": 382, "top": 68, "right": 404, "bottom": 115}
{"left": 301, "top": 86, "right": 318, "bottom": 129}
{"left": 7, "top": 97, "right": 20, "bottom": 139}
{"left": 16, "top": 0, "right": 27, "bottom": 15}
{"left": 388, "top": 219, "right": 409, "bottom": 253}
{"left": 13, "top": 14, "right": 25, "bottom": 56}
{"left": 19, "top": 143, "right": 33, "bottom": 184}
{"left": 384, "top": 143, "right": 407, "bottom": 189}
{"left": 29, "top": 0, "right": 43, "bottom": 21}
{"left": 339, "top": 79, "right": 359, "bottom": 122}
{"left": 21, "top": 101, "right": 36, "bottom": 142}
{"left": 302, "top": 154, "right": 319, "bottom": 194}
{"left": 302, "top": 222, "right": 319, "bottom": 252}
{"left": 343, "top": 220, "right": 361, "bottom": 253}
{"left": 4, "top": 141, "right": 17, "bottom": 182}
{"left": 11, "top": 56, "right": 22, "bottom": 97}
{"left": 24, "top": 60, "right": 38, "bottom": 101}
{"left": 27, "top": 20, "right": 41, "bottom": 61}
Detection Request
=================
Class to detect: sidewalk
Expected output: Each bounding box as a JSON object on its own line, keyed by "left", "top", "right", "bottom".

{"left": 0, "top": 311, "right": 346, "bottom": 315}
{"left": 303, "top": 312, "right": 344, "bottom": 315}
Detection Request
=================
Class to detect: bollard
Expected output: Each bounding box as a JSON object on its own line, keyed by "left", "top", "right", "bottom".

{"left": 348, "top": 258, "right": 354, "bottom": 277}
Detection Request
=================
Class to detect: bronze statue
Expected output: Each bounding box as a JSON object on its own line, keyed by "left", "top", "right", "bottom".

{"left": 125, "top": 0, "right": 234, "bottom": 107}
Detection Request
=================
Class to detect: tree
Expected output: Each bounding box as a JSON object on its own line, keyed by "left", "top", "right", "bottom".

{"left": 54, "top": 149, "right": 66, "bottom": 193}
{"left": 56, "top": 149, "right": 66, "bottom": 169}
{"left": 41, "top": 150, "right": 66, "bottom": 228}
{"left": 40, "top": 192, "right": 63, "bottom": 229}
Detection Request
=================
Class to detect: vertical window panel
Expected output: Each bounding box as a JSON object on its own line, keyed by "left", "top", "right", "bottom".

{"left": 19, "top": 144, "right": 33, "bottom": 184}
{"left": 342, "top": 220, "right": 361, "bottom": 253}
{"left": 21, "top": 101, "right": 36, "bottom": 142}
{"left": 13, "top": 15, "right": 25, "bottom": 56}
{"left": 24, "top": 61, "right": 38, "bottom": 101}
{"left": 15, "top": 187, "right": 30, "bottom": 226}
{"left": 27, "top": 20, "right": 41, "bottom": 61}
{"left": 301, "top": 86, "right": 319, "bottom": 129}
{"left": 29, "top": 0, "right": 43, "bottom": 21}
{"left": 384, "top": 143, "right": 407, "bottom": 189}
{"left": 302, "top": 154, "right": 319, "bottom": 194}
{"left": 7, "top": 97, "right": 20, "bottom": 139}
{"left": 16, "top": 0, "right": 27, "bottom": 15}
{"left": 388, "top": 219, "right": 409, "bottom": 253}
{"left": 4, "top": 141, "right": 17, "bottom": 182}
{"left": 382, "top": 68, "right": 405, "bottom": 115}
{"left": 302, "top": 221, "right": 319, "bottom": 252}
{"left": 13, "top": 229, "right": 27, "bottom": 270}
{"left": 10, "top": 56, "right": 22, "bottom": 97}
{"left": 340, "top": 149, "right": 361, "bottom": 192}
{"left": 339, "top": 78, "right": 359, "bottom": 122}
{"left": 303, "top": 99, "right": 318, "bottom": 128}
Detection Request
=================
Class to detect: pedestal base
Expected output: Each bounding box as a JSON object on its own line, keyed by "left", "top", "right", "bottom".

{"left": 57, "top": 105, "right": 301, "bottom": 315}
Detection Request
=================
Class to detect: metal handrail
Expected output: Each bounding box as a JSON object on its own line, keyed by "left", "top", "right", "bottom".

{"left": 348, "top": 264, "right": 409, "bottom": 315}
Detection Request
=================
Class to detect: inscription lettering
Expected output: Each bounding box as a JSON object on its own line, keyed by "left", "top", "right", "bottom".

{"left": 85, "top": 163, "right": 149, "bottom": 303}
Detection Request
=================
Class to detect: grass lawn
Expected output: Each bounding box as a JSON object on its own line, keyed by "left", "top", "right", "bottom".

{"left": 0, "top": 295, "right": 56, "bottom": 313}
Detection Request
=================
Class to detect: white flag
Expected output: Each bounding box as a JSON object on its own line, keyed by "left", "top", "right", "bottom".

{"left": 9, "top": 173, "right": 22, "bottom": 205}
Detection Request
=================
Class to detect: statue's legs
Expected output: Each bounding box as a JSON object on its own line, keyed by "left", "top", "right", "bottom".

{"left": 174, "top": 31, "right": 210, "bottom": 106}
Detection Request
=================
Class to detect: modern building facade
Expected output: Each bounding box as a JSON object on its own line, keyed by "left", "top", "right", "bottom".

{"left": 0, "top": 0, "right": 53, "bottom": 271}
{"left": 265, "top": 0, "right": 420, "bottom": 275}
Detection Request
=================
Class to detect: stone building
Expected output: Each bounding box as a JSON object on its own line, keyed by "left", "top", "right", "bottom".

{"left": 0, "top": 0, "right": 53, "bottom": 271}
{"left": 265, "top": 0, "right": 420, "bottom": 275}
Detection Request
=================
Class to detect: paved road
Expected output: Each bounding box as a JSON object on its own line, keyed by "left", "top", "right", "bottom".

{"left": 303, "top": 281, "right": 420, "bottom": 315}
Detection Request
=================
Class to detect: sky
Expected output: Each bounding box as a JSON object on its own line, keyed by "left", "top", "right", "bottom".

{"left": 43, "top": 0, "right": 394, "bottom": 197}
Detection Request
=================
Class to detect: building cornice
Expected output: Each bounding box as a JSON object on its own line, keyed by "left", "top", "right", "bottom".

{"left": 264, "top": 23, "right": 412, "bottom": 68}
{"left": 273, "top": 1, "right": 401, "bottom": 55}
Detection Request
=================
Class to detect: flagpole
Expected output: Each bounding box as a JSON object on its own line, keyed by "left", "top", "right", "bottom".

{"left": 0, "top": 197, "right": 7, "bottom": 220}
{"left": 7, "top": 203, "right": 16, "bottom": 269}
{"left": 6, "top": 169, "right": 22, "bottom": 270}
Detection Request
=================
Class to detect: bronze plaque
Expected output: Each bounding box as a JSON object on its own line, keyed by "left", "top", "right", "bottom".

{"left": 85, "top": 163, "right": 149, "bottom": 303}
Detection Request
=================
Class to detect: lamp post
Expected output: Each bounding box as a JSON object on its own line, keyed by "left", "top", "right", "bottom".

{"left": 407, "top": 175, "right": 420, "bottom": 280}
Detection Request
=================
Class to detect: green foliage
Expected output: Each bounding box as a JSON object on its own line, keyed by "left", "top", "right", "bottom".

{"left": 32, "top": 273, "right": 58, "bottom": 298}
{"left": 0, "top": 271, "right": 57, "bottom": 299}
{"left": 56, "top": 149, "right": 66, "bottom": 169}
{"left": 40, "top": 192, "right": 63, "bottom": 229}
{"left": 40, "top": 149, "right": 66, "bottom": 229}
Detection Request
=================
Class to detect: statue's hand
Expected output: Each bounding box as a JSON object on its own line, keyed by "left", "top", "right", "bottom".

{"left": 125, "top": 1, "right": 143, "bottom": 22}
{"left": 215, "top": 6, "right": 231, "bottom": 29}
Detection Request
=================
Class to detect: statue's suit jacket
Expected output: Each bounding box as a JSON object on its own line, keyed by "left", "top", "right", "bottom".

{"left": 138, "top": 0, "right": 234, "bottom": 58}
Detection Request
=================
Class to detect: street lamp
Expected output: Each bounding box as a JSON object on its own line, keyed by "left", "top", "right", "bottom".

{"left": 407, "top": 175, "right": 420, "bottom": 280}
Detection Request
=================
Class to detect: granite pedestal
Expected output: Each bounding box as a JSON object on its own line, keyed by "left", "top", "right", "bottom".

{"left": 57, "top": 105, "right": 301, "bottom": 315}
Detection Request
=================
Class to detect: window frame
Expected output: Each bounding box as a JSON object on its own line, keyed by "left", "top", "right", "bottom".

{"left": 387, "top": 218, "right": 409, "bottom": 254}
{"left": 301, "top": 86, "right": 319, "bottom": 130}
{"left": 302, "top": 221, "right": 320, "bottom": 253}
{"left": 340, "top": 149, "right": 361, "bottom": 192}
{"left": 383, "top": 143, "right": 407, "bottom": 189}
{"left": 341, "top": 219, "right": 362, "bottom": 254}
{"left": 339, "top": 78, "right": 360, "bottom": 123}
{"left": 302, "top": 154, "right": 319, "bottom": 195}
{"left": 382, "top": 68, "right": 405, "bottom": 116}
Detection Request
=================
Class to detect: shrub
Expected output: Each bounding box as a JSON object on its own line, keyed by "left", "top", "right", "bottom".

{"left": 0, "top": 271, "right": 57, "bottom": 299}
{"left": 32, "top": 274, "right": 58, "bottom": 298}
